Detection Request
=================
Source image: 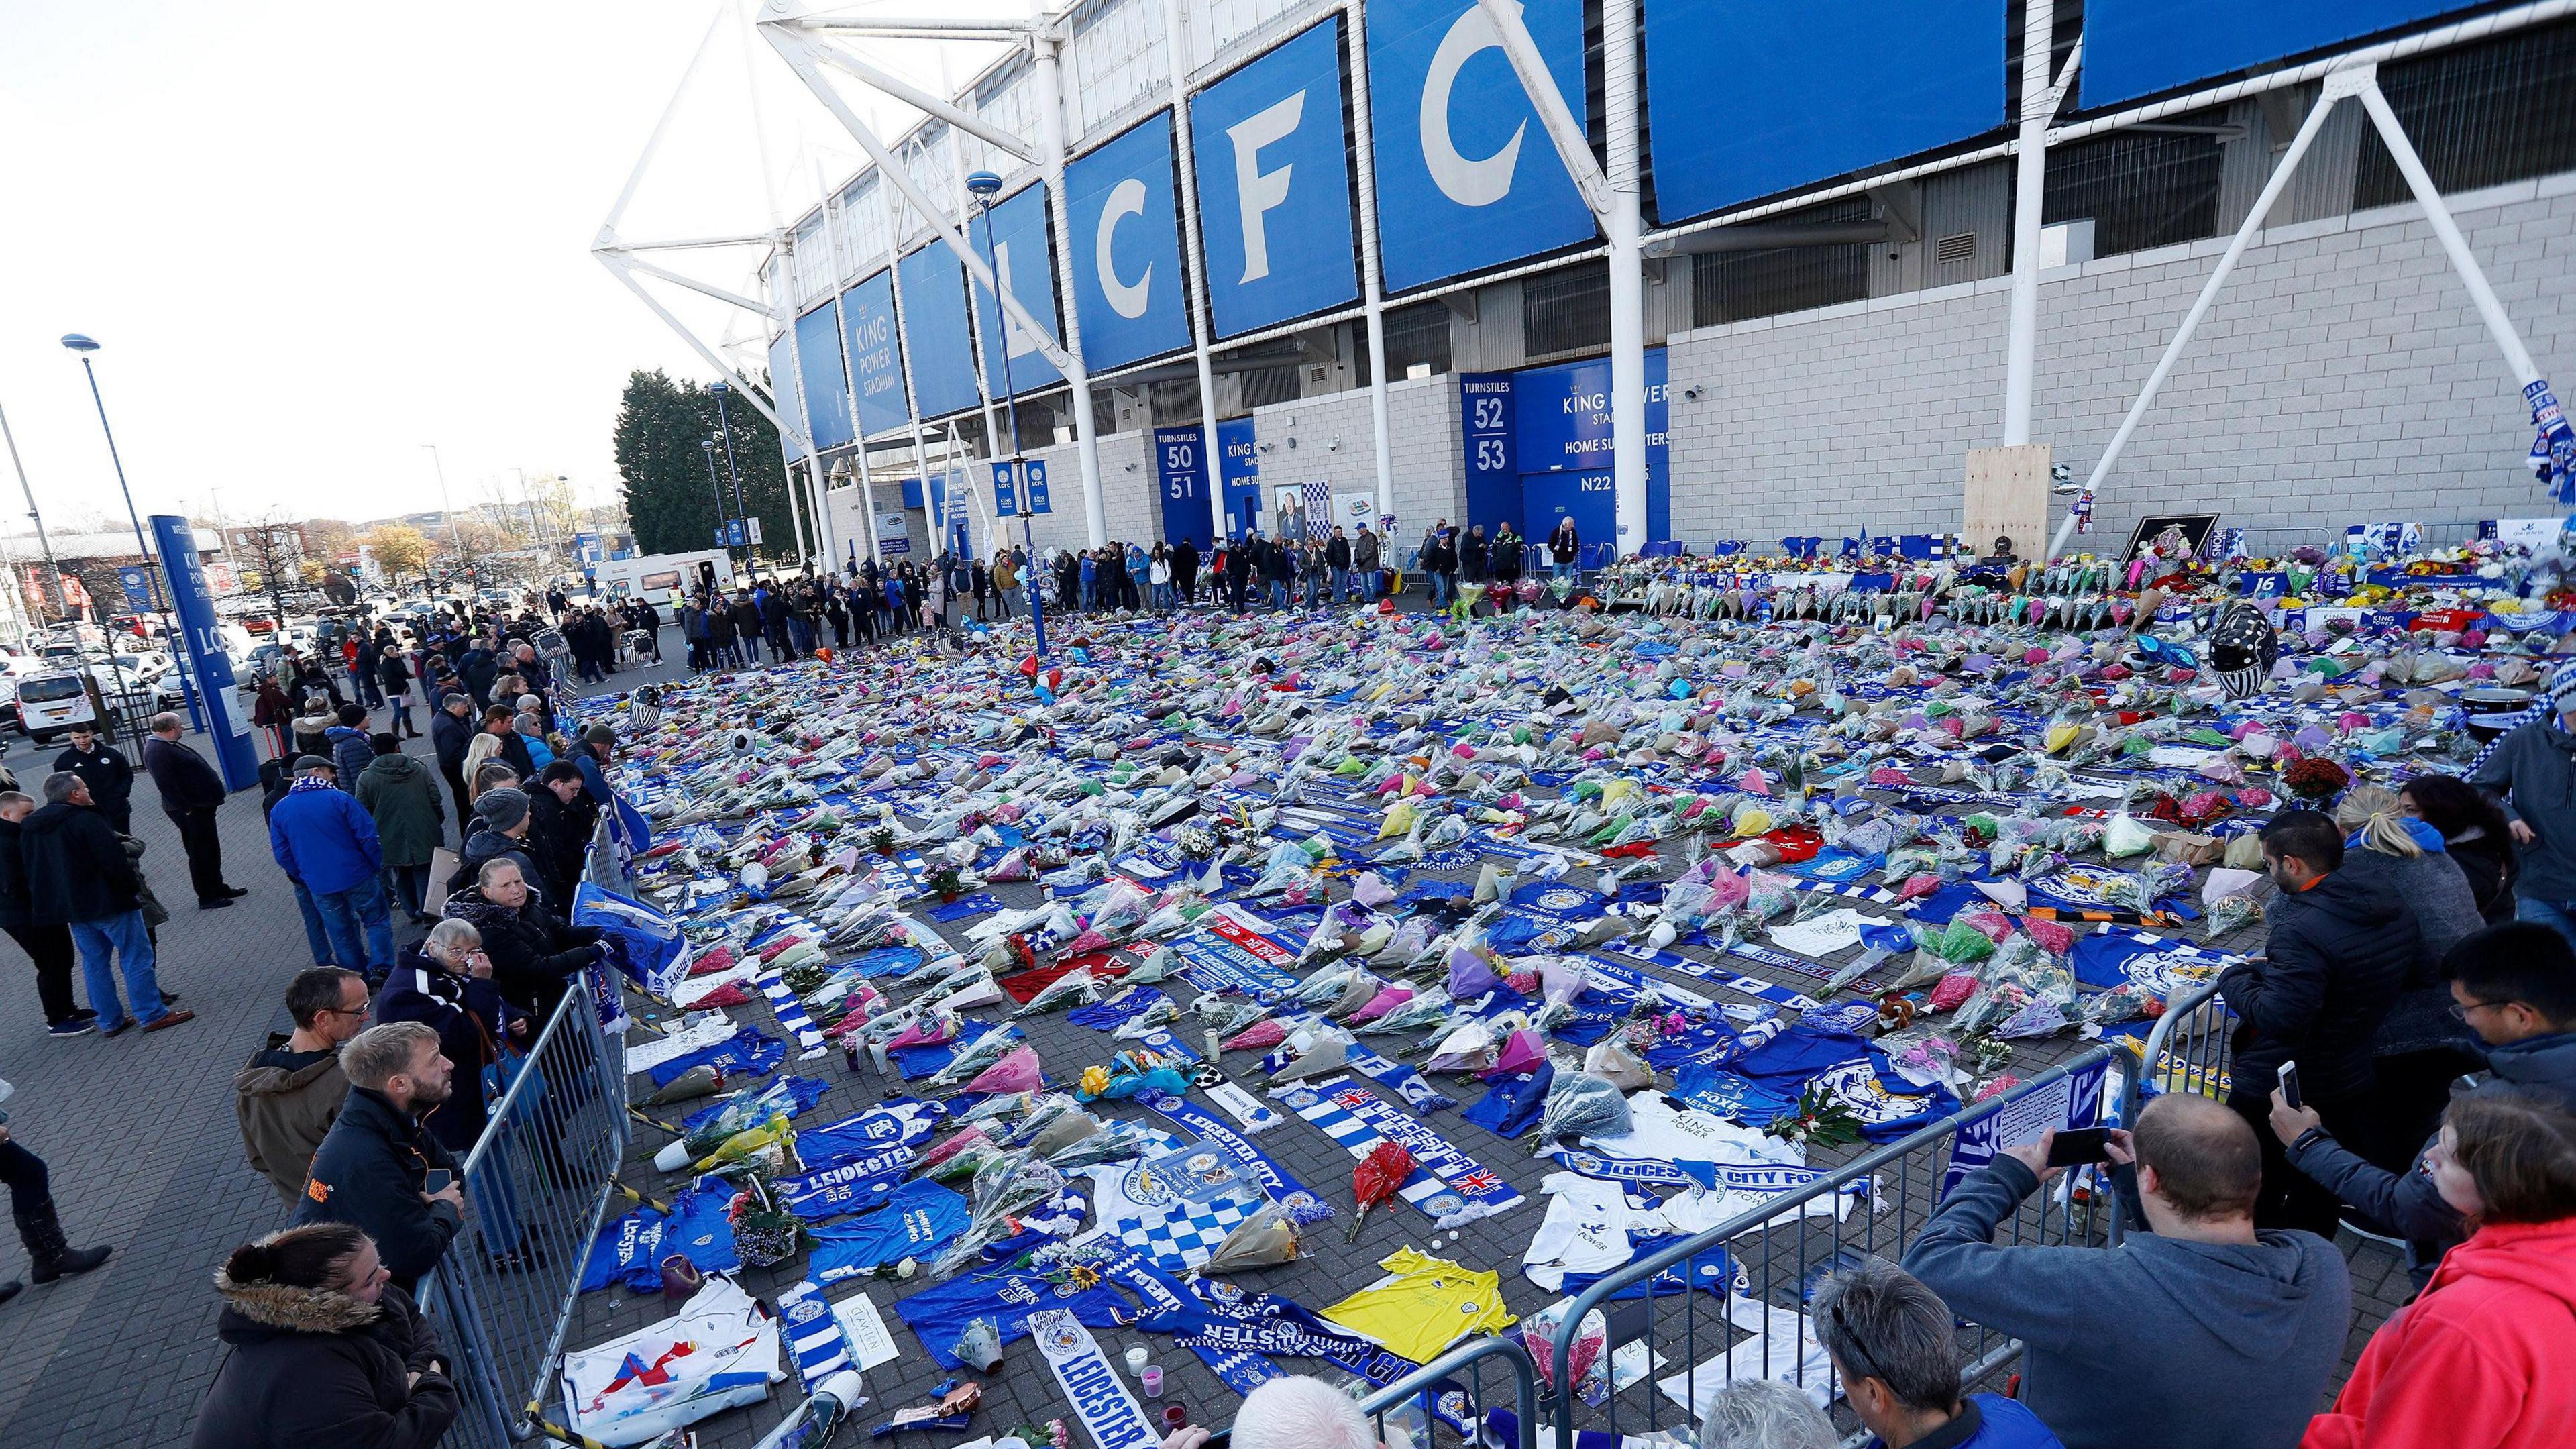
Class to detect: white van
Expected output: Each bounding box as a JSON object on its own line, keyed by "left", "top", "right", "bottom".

{"left": 15, "top": 670, "right": 103, "bottom": 745}
{"left": 594, "top": 550, "right": 737, "bottom": 608}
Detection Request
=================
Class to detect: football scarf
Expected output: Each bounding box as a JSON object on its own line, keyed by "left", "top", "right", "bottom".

{"left": 1169, "top": 1277, "right": 1417, "bottom": 1397}
{"left": 1028, "top": 1309, "right": 1163, "bottom": 1449}
{"left": 774, "top": 1279, "right": 860, "bottom": 1394}
{"left": 1278, "top": 1078, "right": 1524, "bottom": 1226}
{"left": 1343, "top": 1042, "right": 1456, "bottom": 1113}
{"left": 753, "top": 971, "right": 826, "bottom": 1055}
{"left": 1201, "top": 1079, "right": 1285, "bottom": 1134}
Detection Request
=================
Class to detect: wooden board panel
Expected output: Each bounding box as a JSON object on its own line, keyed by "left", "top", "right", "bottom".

{"left": 1964, "top": 445, "right": 2051, "bottom": 561}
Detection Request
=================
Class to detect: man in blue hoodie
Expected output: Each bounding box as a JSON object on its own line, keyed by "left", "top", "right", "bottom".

{"left": 269, "top": 755, "right": 395, "bottom": 980}
{"left": 2275, "top": 920, "right": 2576, "bottom": 1286}
{"left": 1901, "top": 1094, "right": 2349, "bottom": 1449}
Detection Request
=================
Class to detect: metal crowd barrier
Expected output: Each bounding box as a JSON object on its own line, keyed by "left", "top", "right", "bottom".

{"left": 1544, "top": 1043, "right": 2139, "bottom": 1449}
{"left": 431, "top": 963, "right": 633, "bottom": 1440}
{"left": 1354, "top": 1334, "right": 1544, "bottom": 1449}
{"left": 2118, "top": 978, "right": 2235, "bottom": 1118}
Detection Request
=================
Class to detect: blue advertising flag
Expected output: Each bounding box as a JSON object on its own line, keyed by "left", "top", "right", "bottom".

{"left": 1365, "top": 0, "right": 1595, "bottom": 293}
{"left": 1188, "top": 19, "right": 1360, "bottom": 337}
{"left": 1067, "top": 113, "right": 1193, "bottom": 370}
{"left": 148, "top": 514, "right": 258, "bottom": 788}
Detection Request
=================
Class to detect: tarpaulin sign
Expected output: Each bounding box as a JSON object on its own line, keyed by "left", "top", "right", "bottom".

{"left": 1172, "top": 907, "right": 1302, "bottom": 1000}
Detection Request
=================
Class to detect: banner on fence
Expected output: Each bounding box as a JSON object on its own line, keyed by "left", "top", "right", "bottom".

{"left": 1940, "top": 1055, "right": 2113, "bottom": 1197}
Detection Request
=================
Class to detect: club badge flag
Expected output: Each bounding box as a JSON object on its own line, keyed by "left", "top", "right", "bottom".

{"left": 2070, "top": 929, "right": 2231, "bottom": 998}
{"left": 573, "top": 882, "right": 692, "bottom": 999}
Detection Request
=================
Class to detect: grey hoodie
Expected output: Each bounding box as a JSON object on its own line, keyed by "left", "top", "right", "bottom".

{"left": 1901, "top": 1156, "right": 2350, "bottom": 1449}
{"left": 2469, "top": 717, "right": 2576, "bottom": 899}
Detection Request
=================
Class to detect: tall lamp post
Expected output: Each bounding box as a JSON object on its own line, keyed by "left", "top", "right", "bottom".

{"left": 709, "top": 380, "right": 752, "bottom": 576}
{"left": 965, "top": 170, "right": 1046, "bottom": 659}
{"left": 422, "top": 443, "right": 464, "bottom": 595}
{"left": 700, "top": 438, "right": 735, "bottom": 576}
{"left": 61, "top": 334, "right": 202, "bottom": 738}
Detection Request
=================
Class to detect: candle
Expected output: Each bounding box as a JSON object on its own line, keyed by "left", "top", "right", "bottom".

{"left": 1124, "top": 1346, "right": 1149, "bottom": 1375}
{"left": 1141, "top": 1365, "right": 1163, "bottom": 1397}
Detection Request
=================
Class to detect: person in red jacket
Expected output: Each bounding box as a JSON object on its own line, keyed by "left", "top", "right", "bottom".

{"left": 2304, "top": 1089, "right": 2576, "bottom": 1449}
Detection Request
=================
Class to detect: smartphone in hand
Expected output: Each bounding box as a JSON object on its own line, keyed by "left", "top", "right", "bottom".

{"left": 423, "top": 1169, "right": 454, "bottom": 1196}
{"left": 2046, "top": 1126, "right": 2112, "bottom": 1167}
{"left": 2277, "top": 1060, "right": 2302, "bottom": 1110}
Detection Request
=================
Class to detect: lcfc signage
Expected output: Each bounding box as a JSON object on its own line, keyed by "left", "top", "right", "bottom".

{"left": 794, "top": 297, "right": 854, "bottom": 453}
{"left": 1644, "top": 0, "right": 2002, "bottom": 221}
{"left": 1367, "top": 0, "right": 1593, "bottom": 293}
{"left": 1067, "top": 113, "right": 1191, "bottom": 370}
{"left": 969, "top": 183, "right": 1065, "bottom": 398}
{"left": 839, "top": 269, "right": 908, "bottom": 438}
{"left": 1189, "top": 18, "right": 1360, "bottom": 337}
{"left": 898, "top": 241, "right": 983, "bottom": 421}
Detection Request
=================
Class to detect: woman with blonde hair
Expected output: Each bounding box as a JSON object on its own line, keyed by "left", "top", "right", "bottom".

{"left": 2339, "top": 780, "right": 2496, "bottom": 1175}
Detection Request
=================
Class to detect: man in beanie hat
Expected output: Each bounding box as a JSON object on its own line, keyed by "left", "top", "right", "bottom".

{"left": 2471, "top": 659, "right": 2576, "bottom": 949}
{"left": 450, "top": 786, "right": 540, "bottom": 904}
{"left": 268, "top": 755, "right": 394, "bottom": 981}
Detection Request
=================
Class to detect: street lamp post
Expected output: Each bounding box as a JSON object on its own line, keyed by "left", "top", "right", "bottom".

{"left": 966, "top": 170, "right": 1046, "bottom": 661}
{"left": 700, "top": 438, "right": 735, "bottom": 575}
{"left": 709, "top": 380, "right": 752, "bottom": 576}
{"left": 422, "top": 444, "right": 464, "bottom": 595}
{"left": 61, "top": 334, "right": 201, "bottom": 738}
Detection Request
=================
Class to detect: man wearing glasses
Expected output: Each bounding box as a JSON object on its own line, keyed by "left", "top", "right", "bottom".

{"left": 1809, "top": 1257, "right": 2064, "bottom": 1448}
{"left": 234, "top": 967, "right": 367, "bottom": 1204}
{"left": 2273, "top": 919, "right": 2576, "bottom": 1287}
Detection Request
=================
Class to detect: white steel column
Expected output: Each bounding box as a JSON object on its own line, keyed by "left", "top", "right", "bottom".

{"left": 1340, "top": 1, "right": 1397, "bottom": 521}
{"left": 872, "top": 176, "right": 947, "bottom": 554}
{"left": 2044, "top": 68, "right": 2352, "bottom": 557}
{"left": 1033, "top": 38, "right": 1111, "bottom": 547}
{"left": 2355, "top": 76, "right": 2551, "bottom": 390}
{"left": 1603, "top": 0, "right": 1647, "bottom": 553}
{"left": 943, "top": 124, "right": 1012, "bottom": 543}
{"left": 853, "top": 449, "right": 882, "bottom": 564}
{"left": 1161, "top": 0, "right": 1230, "bottom": 543}
{"left": 2001, "top": 0, "right": 2055, "bottom": 445}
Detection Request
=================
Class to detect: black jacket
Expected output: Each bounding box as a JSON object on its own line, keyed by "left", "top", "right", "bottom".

{"left": 0, "top": 817, "right": 33, "bottom": 933}
{"left": 441, "top": 885, "right": 600, "bottom": 1016}
{"left": 192, "top": 1277, "right": 456, "bottom": 1449}
{"left": 19, "top": 799, "right": 140, "bottom": 926}
{"left": 54, "top": 741, "right": 135, "bottom": 825}
{"left": 378, "top": 652, "right": 412, "bottom": 694}
{"left": 290, "top": 1087, "right": 462, "bottom": 1292}
{"left": 143, "top": 734, "right": 227, "bottom": 816}
{"left": 2218, "top": 869, "right": 2419, "bottom": 1104}
{"left": 374, "top": 949, "right": 526, "bottom": 1155}
{"left": 429, "top": 710, "right": 474, "bottom": 780}
{"left": 523, "top": 787, "right": 588, "bottom": 903}
{"left": 2445, "top": 826, "right": 2518, "bottom": 924}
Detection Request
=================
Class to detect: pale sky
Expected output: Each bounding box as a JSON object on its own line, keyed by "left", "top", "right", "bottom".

{"left": 0, "top": 1, "right": 1014, "bottom": 535}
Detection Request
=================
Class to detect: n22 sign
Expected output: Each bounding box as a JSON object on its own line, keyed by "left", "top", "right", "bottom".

{"left": 1367, "top": 0, "right": 1594, "bottom": 294}
{"left": 1189, "top": 18, "right": 1360, "bottom": 338}
{"left": 1067, "top": 112, "right": 1192, "bottom": 371}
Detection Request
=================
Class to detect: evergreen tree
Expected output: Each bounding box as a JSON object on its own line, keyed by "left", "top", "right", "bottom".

{"left": 612, "top": 369, "right": 814, "bottom": 561}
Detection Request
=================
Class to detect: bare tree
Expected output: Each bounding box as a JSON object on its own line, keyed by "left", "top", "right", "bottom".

{"left": 231, "top": 511, "right": 305, "bottom": 627}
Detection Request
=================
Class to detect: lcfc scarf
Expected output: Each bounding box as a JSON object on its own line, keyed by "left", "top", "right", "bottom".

{"left": 1170, "top": 1277, "right": 1415, "bottom": 1397}
{"left": 1142, "top": 1092, "right": 1333, "bottom": 1222}
{"left": 774, "top": 1279, "right": 860, "bottom": 1394}
{"left": 1027, "top": 1309, "right": 1161, "bottom": 1449}
{"left": 1281, "top": 1079, "right": 1524, "bottom": 1226}
{"left": 1343, "top": 1043, "right": 1456, "bottom": 1112}
{"left": 753, "top": 970, "right": 826, "bottom": 1055}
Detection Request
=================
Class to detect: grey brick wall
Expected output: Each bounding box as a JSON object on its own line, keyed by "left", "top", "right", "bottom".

{"left": 1664, "top": 171, "right": 2576, "bottom": 554}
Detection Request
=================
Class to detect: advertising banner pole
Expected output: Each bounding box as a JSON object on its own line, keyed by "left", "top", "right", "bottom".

{"left": 148, "top": 514, "right": 258, "bottom": 792}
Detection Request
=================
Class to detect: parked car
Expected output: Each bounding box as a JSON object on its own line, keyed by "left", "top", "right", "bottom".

{"left": 15, "top": 669, "right": 102, "bottom": 744}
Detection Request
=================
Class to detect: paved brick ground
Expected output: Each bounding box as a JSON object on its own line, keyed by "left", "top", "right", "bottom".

{"left": 0, "top": 608, "right": 2410, "bottom": 1445}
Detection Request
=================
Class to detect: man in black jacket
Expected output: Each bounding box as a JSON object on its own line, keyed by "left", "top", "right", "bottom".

{"left": 23, "top": 772, "right": 191, "bottom": 1036}
{"left": 142, "top": 712, "right": 245, "bottom": 908}
{"left": 52, "top": 725, "right": 134, "bottom": 834}
{"left": 291, "top": 1022, "right": 464, "bottom": 1294}
{"left": 428, "top": 693, "right": 476, "bottom": 835}
{"left": 526, "top": 762, "right": 591, "bottom": 903}
{"left": 2218, "top": 809, "right": 2417, "bottom": 1234}
{"left": 0, "top": 792, "right": 89, "bottom": 1036}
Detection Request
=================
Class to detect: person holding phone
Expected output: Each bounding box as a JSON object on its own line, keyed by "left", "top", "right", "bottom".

{"left": 1899, "top": 1095, "right": 2351, "bottom": 1449}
